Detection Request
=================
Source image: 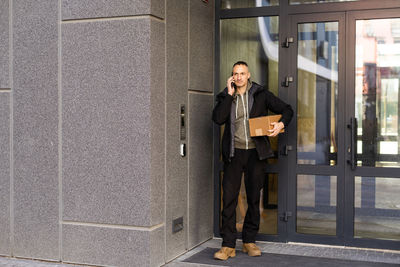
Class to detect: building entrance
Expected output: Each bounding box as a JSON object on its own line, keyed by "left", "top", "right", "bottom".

{"left": 215, "top": 1, "right": 400, "bottom": 250}
{"left": 285, "top": 10, "right": 400, "bottom": 249}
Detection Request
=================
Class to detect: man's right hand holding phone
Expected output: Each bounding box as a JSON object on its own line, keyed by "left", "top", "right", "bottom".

{"left": 227, "top": 76, "right": 235, "bottom": 96}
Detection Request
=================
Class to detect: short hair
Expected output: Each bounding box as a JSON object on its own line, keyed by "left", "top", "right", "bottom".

{"left": 232, "top": 61, "right": 248, "bottom": 69}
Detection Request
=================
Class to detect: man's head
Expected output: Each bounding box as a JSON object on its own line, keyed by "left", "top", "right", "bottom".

{"left": 232, "top": 61, "right": 251, "bottom": 88}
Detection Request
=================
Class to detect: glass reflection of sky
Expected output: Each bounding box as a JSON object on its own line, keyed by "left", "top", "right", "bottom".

{"left": 256, "top": 0, "right": 338, "bottom": 82}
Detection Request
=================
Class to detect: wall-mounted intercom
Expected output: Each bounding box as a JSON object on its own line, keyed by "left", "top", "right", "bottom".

{"left": 180, "top": 104, "right": 186, "bottom": 157}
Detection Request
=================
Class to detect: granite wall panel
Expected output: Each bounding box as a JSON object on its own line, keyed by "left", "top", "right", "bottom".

{"left": 165, "top": 0, "right": 189, "bottom": 261}
{"left": 62, "top": 18, "right": 164, "bottom": 226}
{"left": 13, "top": 0, "right": 59, "bottom": 260}
{"left": 188, "top": 93, "right": 213, "bottom": 248}
{"left": 62, "top": 0, "right": 165, "bottom": 20}
{"left": 0, "top": 94, "right": 10, "bottom": 256}
{"left": 62, "top": 224, "right": 164, "bottom": 267}
{"left": 189, "top": 0, "right": 214, "bottom": 92}
{"left": 150, "top": 19, "right": 166, "bottom": 226}
{"left": 0, "top": 0, "right": 9, "bottom": 88}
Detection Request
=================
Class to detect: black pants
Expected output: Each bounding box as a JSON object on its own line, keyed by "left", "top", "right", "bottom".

{"left": 221, "top": 148, "right": 266, "bottom": 248}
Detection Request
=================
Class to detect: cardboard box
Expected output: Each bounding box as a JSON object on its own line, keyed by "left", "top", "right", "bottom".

{"left": 249, "top": 115, "right": 284, "bottom": 137}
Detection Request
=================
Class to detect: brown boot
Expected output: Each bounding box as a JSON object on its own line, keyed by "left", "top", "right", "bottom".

{"left": 214, "top": 247, "right": 236, "bottom": 260}
{"left": 242, "top": 243, "right": 261, "bottom": 257}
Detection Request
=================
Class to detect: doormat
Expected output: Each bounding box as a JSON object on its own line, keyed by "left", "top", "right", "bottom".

{"left": 182, "top": 247, "right": 398, "bottom": 267}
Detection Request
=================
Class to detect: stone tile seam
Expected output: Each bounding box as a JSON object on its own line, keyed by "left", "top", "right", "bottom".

{"left": 163, "top": 0, "right": 167, "bottom": 263}
{"left": 188, "top": 89, "right": 213, "bottom": 95}
{"left": 186, "top": 0, "right": 190, "bottom": 250}
{"left": 58, "top": 0, "right": 63, "bottom": 261}
{"left": 0, "top": 256, "right": 100, "bottom": 267}
{"left": 9, "top": 0, "right": 14, "bottom": 257}
{"left": 61, "top": 14, "right": 164, "bottom": 24}
{"left": 62, "top": 221, "right": 165, "bottom": 231}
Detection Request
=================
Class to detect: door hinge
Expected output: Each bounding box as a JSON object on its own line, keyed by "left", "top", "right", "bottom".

{"left": 282, "top": 37, "right": 294, "bottom": 48}
{"left": 282, "top": 145, "right": 293, "bottom": 156}
{"left": 281, "top": 76, "right": 293, "bottom": 87}
{"left": 280, "top": 211, "right": 292, "bottom": 222}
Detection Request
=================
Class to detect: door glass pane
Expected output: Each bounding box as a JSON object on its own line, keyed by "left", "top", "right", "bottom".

{"left": 290, "top": 0, "right": 357, "bottom": 4}
{"left": 297, "top": 175, "right": 337, "bottom": 235}
{"left": 355, "top": 176, "right": 400, "bottom": 240}
{"left": 297, "top": 22, "right": 338, "bottom": 165}
{"left": 261, "top": 173, "right": 279, "bottom": 235}
{"left": 356, "top": 19, "right": 400, "bottom": 168}
{"left": 221, "top": 0, "right": 278, "bottom": 9}
{"left": 219, "top": 17, "right": 280, "bottom": 236}
{"left": 220, "top": 172, "right": 279, "bottom": 235}
{"left": 220, "top": 17, "right": 279, "bottom": 96}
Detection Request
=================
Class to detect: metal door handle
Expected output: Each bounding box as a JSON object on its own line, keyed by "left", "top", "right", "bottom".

{"left": 347, "top": 117, "right": 357, "bottom": 170}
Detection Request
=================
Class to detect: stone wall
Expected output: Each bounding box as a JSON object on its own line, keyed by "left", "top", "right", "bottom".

{"left": 0, "top": 0, "right": 214, "bottom": 266}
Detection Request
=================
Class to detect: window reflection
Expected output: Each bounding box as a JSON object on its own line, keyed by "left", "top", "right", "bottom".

{"left": 235, "top": 173, "right": 278, "bottom": 235}
{"left": 355, "top": 176, "right": 400, "bottom": 241}
{"left": 290, "top": 0, "right": 357, "bottom": 4}
{"left": 356, "top": 19, "right": 400, "bottom": 168}
{"left": 220, "top": 16, "right": 279, "bottom": 95}
{"left": 219, "top": 16, "right": 280, "bottom": 236}
{"left": 297, "top": 22, "right": 338, "bottom": 165}
{"left": 221, "top": 0, "right": 278, "bottom": 9}
{"left": 297, "top": 175, "right": 337, "bottom": 235}
{"left": 219, "top": 172, "right": 278, "bottom": 235}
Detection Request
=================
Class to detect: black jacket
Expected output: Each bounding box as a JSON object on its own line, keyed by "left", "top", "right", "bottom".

{"left": 212, "top": 82, "right": 293, "bottom": 162}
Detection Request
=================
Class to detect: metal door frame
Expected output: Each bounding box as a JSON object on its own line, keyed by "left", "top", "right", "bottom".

{"left": 344, "top": 8, "right": 400, "bottom": 250}
{"left": 285, "top": 12, "right": 347, "bottom": 246}
{"left": 214, "top": 0, "right": 400, "bottom": 249}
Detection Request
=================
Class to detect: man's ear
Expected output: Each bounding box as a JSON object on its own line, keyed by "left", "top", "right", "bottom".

{"left": 248, "top": 72, "right": 251, "bottom": 80}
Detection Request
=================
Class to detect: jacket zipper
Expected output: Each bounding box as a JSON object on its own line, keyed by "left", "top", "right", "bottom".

{"left": 240, "top": 93, "right": 249, "bottom": 149}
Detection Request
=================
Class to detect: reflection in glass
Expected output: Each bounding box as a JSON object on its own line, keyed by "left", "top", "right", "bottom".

{"left": 234, "top": 173, "right": 278, "bottom": 235}
{"left": 221, "top": 0, "right": 278, "bottom": 9}
{"left": 221, "top": 17, "right": 280, "bottom": 161}
{"left": 297, "top": 22, "right": 338, "bottom": 165}
{"left": 297, "top": 175, "right": 337, "bottom": 235}
{"left": 220, "top": 17, "right": 279, "bottom": 96}
{"left": 290, "top": 0, "right": 357, "bottom": 4}
{"left": 355, "top": 176, "right": 400, "bottom": 240}
{"left": 355, "top": 19, "right": 400, "bottom": 168}
{"left": 219, "top": 172, "right": 278, "bottom": 235}
{"left": 219, "top": 16, "right": 280, "bottom": 236}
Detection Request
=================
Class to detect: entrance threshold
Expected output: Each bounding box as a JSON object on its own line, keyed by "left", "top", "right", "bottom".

{"left": 166, "top": 238, "right": 400, "bottom": 266}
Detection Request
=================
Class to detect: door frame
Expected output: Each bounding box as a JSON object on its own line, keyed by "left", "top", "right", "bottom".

{"left": 214, "top": 0, "right": 400, "bottom": 249}
{"left": 285, "top": 12, "right": 347, "bottom": 246}
{"left": 344, "top": 8, "right": 400, "bottom": 249}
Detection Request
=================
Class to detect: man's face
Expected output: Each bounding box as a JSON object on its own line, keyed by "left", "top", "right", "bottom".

{"left": 232, "top": 64, "right": 251, "bottom": 88}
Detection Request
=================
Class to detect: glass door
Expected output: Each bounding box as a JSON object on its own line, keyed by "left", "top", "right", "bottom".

{"left": 286, "top": 13, "right": 347, "bottom": 245}
{"left": 217, "top": 15, "right": 287, "bottom": 242}
{"left": 345, "top": 9, "right": 400, "bottom": 249}
{"left": 216, "top": 0, "right": 400, "bottom": 249}
{"left": 286, "top": 10, "right": 400, "bottom": 249}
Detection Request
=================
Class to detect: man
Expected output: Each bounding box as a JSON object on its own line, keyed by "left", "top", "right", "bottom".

{"left": 212, "top": 61, "right": 293, "bottom": 260}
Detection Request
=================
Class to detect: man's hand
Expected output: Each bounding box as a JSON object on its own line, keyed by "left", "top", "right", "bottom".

{"left": 227, "top": 76, "right": 235, "bottom": 96}
{"left": 267, "top": 122, "right": 284, "bottom": 137}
